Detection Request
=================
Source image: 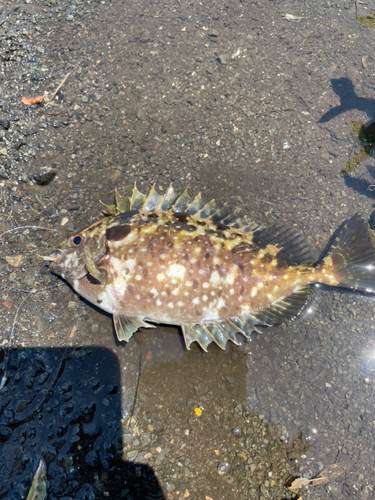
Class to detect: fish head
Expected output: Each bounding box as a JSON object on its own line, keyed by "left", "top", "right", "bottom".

{"left": 46, "top": 221, "right": 107, "bottom": 284}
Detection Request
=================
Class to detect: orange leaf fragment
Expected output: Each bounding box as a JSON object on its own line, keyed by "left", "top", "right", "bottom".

{"left": 2, "top": 302, "right": 12, "bottom": 312}
{"left": 145, "top": 351, "right": 153, "bottom": 361}
{"left": 22, "top": 95, "right": 46, "bottom": 105}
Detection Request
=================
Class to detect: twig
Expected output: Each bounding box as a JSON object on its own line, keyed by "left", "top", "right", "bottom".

{"left": 44, "top": 73, "right": 70, "bottom": 105}
{"left": 0, "top": 226, "right": 57, "bottom": 240}
{"left": 298, "top": 31, "right": 312, "bottom": 48}
{"left": 68, "top": 325, "right": 77, "bottom": 339}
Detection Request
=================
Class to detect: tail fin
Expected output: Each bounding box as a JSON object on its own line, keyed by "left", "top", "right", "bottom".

{"left": 326, "top": 214, "right": 375, "bottom": 293}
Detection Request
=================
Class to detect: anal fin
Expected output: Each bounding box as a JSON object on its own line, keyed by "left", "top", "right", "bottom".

{"left": 113, "top": 312, "right": 155, "bottom": 342}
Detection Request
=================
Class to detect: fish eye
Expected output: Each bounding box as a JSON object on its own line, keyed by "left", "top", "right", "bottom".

{"left": 71, "top": 233, "right": 86, "bottom": 247}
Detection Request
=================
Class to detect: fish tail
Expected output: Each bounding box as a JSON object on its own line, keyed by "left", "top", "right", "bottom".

{"left": 319, "top": 214, "right": 375, "bottom": 293}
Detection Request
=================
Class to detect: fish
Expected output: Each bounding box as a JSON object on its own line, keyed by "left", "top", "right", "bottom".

{"left": 44, "top": 184, "right": 375, "bottom": 351}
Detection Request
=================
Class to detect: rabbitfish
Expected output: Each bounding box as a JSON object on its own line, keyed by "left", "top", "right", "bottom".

{"left": 45, "top": 184, "right": 375, "bottom": 350}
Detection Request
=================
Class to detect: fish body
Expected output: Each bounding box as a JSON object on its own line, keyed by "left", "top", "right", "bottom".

{"left": 47, "top": 185, "right": 375, "bottom": 350}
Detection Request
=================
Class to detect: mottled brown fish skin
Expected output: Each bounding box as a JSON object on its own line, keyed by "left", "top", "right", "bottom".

{"left": 54, "top": 210, "right": 339, "bottom": 326}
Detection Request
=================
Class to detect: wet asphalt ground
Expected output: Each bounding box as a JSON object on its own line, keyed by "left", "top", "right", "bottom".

{"left": 1, "top": 0, "right": 375, "bottom": 498}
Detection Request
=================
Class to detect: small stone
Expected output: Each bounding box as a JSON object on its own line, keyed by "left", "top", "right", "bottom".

{"left": 5, "top": 255, "right": 23, "bottom": 268}
{"left": 1, "top": 148, "right": 7, "bottom": 156}
{"left": 32, "top": 166, "right": 57, "bottom": 185}
{"left": 217, "top": 54, "right": 230, "bottom": 65}
{"left": 126, "top": 450, "right": 138, "bottom": 461}
{"left": 208, "top": 28, "right": 218, "bottom": 37}
{"left": 67, "top": 301, "right": 77, "bottom": 309}
{"left": 102, "top": 158, "right": 111, "bottom": 167}
{"left": 14, "top": 139, "right": 26, "bottom": 150}
{"left": 0, "top": 119, "right": 10, "bottom": 130}
{"left": 136, "top": 108, "right": 146, "bottom": 121}
{"left": 0, "top": 168, "right": 9, "bottom": 179}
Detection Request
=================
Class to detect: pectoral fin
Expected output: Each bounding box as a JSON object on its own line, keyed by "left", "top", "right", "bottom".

{"left": 113, "top": 312, "right": 156, "bottom": 342}
{"left": 84, "top": 246, "right": 108, "bottom": 285}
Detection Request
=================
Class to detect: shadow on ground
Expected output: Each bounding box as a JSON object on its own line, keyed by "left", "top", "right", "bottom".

{"left": 0, "top": 346, "right": 164, "bottom": 500}
{"left": 343, "top": 165, "right": 375, "bottom": 200}
{"left": 319, "top": 77, "right": 375, "bottom": 123}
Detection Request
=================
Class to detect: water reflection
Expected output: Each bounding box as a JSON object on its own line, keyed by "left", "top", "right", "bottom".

{"left": 245, "top": 283, "right": 375, "bottom": 497}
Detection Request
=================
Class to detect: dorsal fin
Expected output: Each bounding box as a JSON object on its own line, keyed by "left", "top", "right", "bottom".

{"left": 142, "top": 184, "right": 162, "bottom": 211}
{"left": 172, "top": 188, "right": 193, "bottom": 213}
{"left": 130, "top": 184, "right": 146, "bottom": 210}
{"left": 253, "top": 225, "right": 313, "bottom": 265}
{"left": 102, "top": 185, "right": 258, "bottom": 234}
{"left": 185, "top": 193, "right": 206, "bottom": 215}
{"left": 156, "top": 184, "right": 178, "bottom": 211}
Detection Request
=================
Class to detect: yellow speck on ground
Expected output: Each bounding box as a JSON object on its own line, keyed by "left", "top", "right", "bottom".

{"left": 194, "top": 407, "right": 202, "bottom": 416}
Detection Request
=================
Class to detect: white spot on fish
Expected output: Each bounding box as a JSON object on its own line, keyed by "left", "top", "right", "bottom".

{"left": 193, "top": 297, "right": 200, "bottom": 305}
{"left": 186, "top": 281, "right": 193, "bottom": 287}
{"left": 250, "top": 288, "right": 257, "bottom": 298}
{"left": 167, "top": 264, "right": 186, "bottom": 279}
{"left": 210, "top": 271, "right": 220, "bottom": 287}
{"left": 213, "top": 256, "right": 221, "bottom": 265}
{"left": 156, "top": 299, "right": 162, "bottom": 306}
{"left": 150, "top": 288, "right": 158, "bottom": 297}
{"left": 230, "top": 289, "right": 234, "bottom": 295}
{"left": 172, "top": 289, "right": 179, "bottom": 296}
{"left": 135, "top": 275, "right": 142, "bottom": 281}
{"left": 168, "top": 302, "right": 174, "bottom": 308}
{"left": 226, "top": 265, "right": 238, "bottom": 285}
{"left": 177, "top": 301, "right": 184, "bottom": 307}
{"left": 241, "top": 305, "right": 251, "bottom": 316}
{"left": 203, "top": 282, "right": 209, "bottom": 288}
{"left": 157, "top": 273, "right": 165, "bottom": 281}
{"left": 203, "top": 295, "right": 208, "bottom": 302}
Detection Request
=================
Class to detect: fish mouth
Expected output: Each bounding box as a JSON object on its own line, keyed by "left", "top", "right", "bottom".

{"left": 40, "top": 249, "right": 63, "bottom": 263}
{"left": 41, "top": 249, "right": 88, "bottom": 281}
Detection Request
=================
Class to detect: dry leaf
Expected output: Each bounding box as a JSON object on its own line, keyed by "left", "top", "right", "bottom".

{"left": 5, "top": 255, "right": 23, "bottom": 268}
{"left": 288, "top": 477, "right": 312, "bottom": 492}
{"left": 311, "top": 463, "right": 346, "bottom": 486}
{"left": 22, "top": 95, "right": 46, "bottom": 105}
{"left": 145, "top": 350, "right": 153, "bottom": 360}
{"left": 2, "top": 301, "right": 12, "bottom": 312}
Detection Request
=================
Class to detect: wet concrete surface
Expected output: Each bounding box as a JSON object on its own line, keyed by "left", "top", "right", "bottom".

{"left": 1, "top": 0, "right": 375, "bottom": 498}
